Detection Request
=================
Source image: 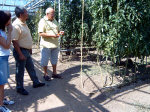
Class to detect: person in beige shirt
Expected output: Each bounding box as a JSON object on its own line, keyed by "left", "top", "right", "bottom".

{"left": 38, "top": 7, "right": 64, "bottom": 81}
{"left": 11, "top": 6, "right": 45, "bottom": 95}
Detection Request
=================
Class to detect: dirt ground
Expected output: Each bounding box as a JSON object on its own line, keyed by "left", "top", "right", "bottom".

{"left": 4, "top": 47, "right": 150, "bottom": 112}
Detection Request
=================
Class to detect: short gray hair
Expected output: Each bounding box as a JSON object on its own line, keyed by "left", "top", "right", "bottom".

{"left": 45, "top": 7, "right": 54, "bottom": 14}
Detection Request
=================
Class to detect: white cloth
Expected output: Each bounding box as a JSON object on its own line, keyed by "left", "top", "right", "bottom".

{"left": 0, "top": 30, "right": 10, "bottom": 56}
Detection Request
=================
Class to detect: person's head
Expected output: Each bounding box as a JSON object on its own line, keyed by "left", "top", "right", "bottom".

{"left": 15, "top": 6, "right": 28, "bottom": 21}
{"left": 45, "top": 7, "right": 55, "bottom": 21}
{"left": 0, "top": 10, "right": 11, "bottom": 31}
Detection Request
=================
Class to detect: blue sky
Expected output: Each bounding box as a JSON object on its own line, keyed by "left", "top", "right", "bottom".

{"left": 0, "top": 0, "right": 71, "bottom": 15}
{"left": 0, "top": 0, "right": 31, "bottom": 13}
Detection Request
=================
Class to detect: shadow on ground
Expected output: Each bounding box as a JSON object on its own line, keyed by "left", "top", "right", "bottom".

{"left": 5, "top": 48, "right": 150, "bottom": 112}
{"left": 5, "top": 52, "right": 109, "bottom": 112}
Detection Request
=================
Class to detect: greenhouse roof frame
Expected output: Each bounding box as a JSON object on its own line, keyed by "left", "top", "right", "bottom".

{"left": 0, "top": 0, "right": 55, "bottom": 14}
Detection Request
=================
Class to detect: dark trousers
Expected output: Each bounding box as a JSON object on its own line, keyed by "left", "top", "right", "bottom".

{"left": 13, "top": 48, "right": 40, "bottom": 89}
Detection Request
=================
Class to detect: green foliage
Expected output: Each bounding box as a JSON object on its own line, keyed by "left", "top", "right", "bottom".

{"left": 27, "top": 0, "right": 150, "bottom": 62}
{"left": 60, "top": 0, "right": 93, "bottom": 48}
{"left": 90, "top": 0, "right": 150, "bottom": 62}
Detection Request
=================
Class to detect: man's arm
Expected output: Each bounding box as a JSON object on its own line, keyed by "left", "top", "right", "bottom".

{"left": 0, "top": 24, "right": 12, "bottom": 49}
{"left": 12, "top": 40, "right": 26, "bottom": 60}
{"left": 39, "top": 32, "right": 59, "bottom": 38}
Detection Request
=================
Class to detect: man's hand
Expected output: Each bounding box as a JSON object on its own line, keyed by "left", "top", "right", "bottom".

{"left": 59, "top": 31, "right": 64, "bottom": 35}
{"left": 54, "top": 34, "right": 60, "bottom": 38}
{"left": 29, "top": 49, "right": 32, "bottom": 55}
{"left": 55, "top": 31, "right": 65, "bottom": 38}
{"left": 19, "top": 54, "right": 26, "bottom": 60}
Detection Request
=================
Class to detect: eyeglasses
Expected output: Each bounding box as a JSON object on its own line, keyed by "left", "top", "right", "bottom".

{"left": 47, "top": 13, "right": 55, "bottom": 16}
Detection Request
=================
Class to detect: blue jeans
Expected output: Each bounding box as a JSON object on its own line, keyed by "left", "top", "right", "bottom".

{"left": 0, "top": 56, "right": 9, "bottom": 85}
{"left": 13, "top": 48, "right": 40, "bottom": 89}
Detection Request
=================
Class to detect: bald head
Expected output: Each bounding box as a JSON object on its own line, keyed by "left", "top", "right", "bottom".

{"left": 45, "top": 7, "right": 54, "bottom": 14}
{"left": 46, "top": 7, "right": 55, "bottom": 21}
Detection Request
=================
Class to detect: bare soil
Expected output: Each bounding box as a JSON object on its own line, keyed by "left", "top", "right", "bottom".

{"left": 4, "top": 47, "right": 150, "bottom": 112}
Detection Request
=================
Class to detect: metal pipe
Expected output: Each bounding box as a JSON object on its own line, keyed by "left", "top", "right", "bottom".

{"left": 27, "top": 0, "right": 45, "bottom": 10}
{"left": 24, "top": 0, "right": 35, "bottom": 7}
{"left": 0, "top": 4, "right": 16, "bottom": 7}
